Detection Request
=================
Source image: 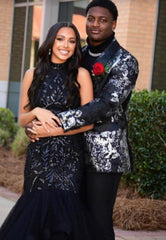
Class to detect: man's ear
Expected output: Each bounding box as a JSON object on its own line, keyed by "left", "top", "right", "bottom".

{"left": 112, "top": 20, "right": 117, "bottom": 31}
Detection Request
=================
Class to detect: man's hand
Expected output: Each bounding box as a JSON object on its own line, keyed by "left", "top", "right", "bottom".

{"left": 24, "top": 117, "right": 64, "bottom": 141}
{"left": 25, "top": 121, "right": 40, "bottom": 142}
{"left": 31, "top": 121, "right": 52, "bottom": 138}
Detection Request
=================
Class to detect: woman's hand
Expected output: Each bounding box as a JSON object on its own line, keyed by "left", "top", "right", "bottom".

{"left": 32, "top": 107, "right": 61, "bottom": 132}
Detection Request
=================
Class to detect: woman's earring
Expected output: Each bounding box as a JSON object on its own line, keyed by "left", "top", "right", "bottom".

{"left": 48, "top": 48, "right": 51, "bottom": 56}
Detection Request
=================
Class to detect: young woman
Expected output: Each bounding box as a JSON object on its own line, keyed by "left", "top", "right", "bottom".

{"left": 0, "top": 22, "right": 97, "bottom": 240}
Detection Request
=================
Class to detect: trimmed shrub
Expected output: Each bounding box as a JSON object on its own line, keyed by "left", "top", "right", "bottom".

{"left": 0, "top": 108, "right": 18, "bottom": 146}
{"left": 124, "top": 90, "right": 166, "bottom": 200}
{"left": 0, "top": 129, "right": 11, "bottom": 147}
{"left": 11, "top": 127, "right": 29, "bottom": 156}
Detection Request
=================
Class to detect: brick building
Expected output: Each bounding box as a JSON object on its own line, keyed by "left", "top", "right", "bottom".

{"left": 0, "top": 0, "right": 165, "bottom": 117}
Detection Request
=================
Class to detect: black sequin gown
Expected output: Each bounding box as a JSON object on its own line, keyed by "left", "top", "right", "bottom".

{"left": 0, "top": 63, "right": 97, "bottom": 240}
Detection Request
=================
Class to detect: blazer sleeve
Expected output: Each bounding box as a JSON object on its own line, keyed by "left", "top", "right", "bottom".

{"left": 58, "top": 54, "right": 139, "bottom": 131}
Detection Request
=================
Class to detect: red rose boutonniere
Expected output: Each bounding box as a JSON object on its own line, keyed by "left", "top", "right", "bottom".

{"left": 92, "top": 62, "right": 105, "bottom": 76}
{"left": 92, "top": 62, "right": 109, "bottom": 79}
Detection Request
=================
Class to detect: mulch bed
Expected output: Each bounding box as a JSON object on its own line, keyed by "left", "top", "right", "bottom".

{"left": 0, "top": 147, "right": 165, "bottom": 230}
{"left": 114, "top": 197, "right": 166, "bottom": 230}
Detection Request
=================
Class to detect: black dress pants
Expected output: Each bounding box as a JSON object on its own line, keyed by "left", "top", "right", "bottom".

{"left": 85, "top": 172, "right": 122, "bottom": 240}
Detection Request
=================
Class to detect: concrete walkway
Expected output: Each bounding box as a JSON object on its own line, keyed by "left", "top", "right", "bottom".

{"left": 0, "top": 187, "right": 165, "bottom": 240}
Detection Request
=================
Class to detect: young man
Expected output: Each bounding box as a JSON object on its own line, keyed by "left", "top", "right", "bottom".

{"left": 27, "top": 1, "right": 139, "bottom": 239}
{"left": 55, "top": 1, "right": 139, "bottom": 239}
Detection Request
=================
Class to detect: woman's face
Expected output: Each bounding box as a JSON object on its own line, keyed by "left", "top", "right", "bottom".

{"left": 51, "top": 27, "right": 76, "bottom": 63}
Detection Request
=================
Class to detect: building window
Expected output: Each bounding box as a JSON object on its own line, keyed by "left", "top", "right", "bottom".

{"left": 152, "top": 0, "right": 166, "bottom": 91}
{"left": 72, "top": 0, "right": 89, "bottom": 45}
{"left": 7, "top": 1, "right": 43, "bottom": 117}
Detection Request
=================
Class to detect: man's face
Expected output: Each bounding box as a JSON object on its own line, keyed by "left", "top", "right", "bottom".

{"left": 86, "top": 6, "right": 116, "bottom": 46}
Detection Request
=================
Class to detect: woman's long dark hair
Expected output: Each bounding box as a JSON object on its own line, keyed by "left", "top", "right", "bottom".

{"left": 26, "top": 22, "right": 82, "bottom": 109}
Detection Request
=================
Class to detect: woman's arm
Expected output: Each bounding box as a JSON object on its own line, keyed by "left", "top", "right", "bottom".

{"left": 19, "top": 69, "right": 58, "bottom": 130}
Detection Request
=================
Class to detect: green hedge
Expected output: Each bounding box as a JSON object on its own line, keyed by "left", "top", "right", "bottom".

{"left": 124, "top": 90, "right": 166, "bottom": 200}
{"left": 0, "top": 108, "right": 18, "bottom": 147}
{"left": 11, "top": 127, "right": 29, "bottom": 156}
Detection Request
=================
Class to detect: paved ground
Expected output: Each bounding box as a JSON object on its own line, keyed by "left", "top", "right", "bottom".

{"left": 0, "top": 187, "right": 165, "bottom": 240}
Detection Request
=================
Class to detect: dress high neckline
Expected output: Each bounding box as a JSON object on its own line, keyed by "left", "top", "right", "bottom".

{"left": 50, "top": 62, "right": 65, "bottom": 70}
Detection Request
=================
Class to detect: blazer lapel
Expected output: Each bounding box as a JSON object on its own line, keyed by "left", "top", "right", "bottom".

{"left": 90, "top": 38, "right": 121, "bottom": 96}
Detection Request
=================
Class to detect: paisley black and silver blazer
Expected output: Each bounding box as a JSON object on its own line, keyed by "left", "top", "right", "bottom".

{"left": 58, "top": 38, "right": 139, "bottom": 173}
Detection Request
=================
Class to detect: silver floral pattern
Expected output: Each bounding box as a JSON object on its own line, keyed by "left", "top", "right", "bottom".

{"left": 58, "top": 38, "right": 139, "bottom": 173}
{"left": 84, "top": 128, "right": 130, "bottom": 172}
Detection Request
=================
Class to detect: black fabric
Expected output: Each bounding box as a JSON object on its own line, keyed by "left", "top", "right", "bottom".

{"left": 0, "top": 63, "right": 100, "bottom": 240}
{"left": 82, "top": 33, "right": 114, "bottom": 73}
{"left": 85, "top": 172, "right": 122, "bottom": 240}
{"left": 87, "top": 32, "right": 115, "bottom": 53}
{"left": 0, "top": 189, "right": 98, "bottom": 240}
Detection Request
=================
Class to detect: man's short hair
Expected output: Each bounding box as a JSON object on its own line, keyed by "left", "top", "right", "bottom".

{"left": 86, "top": 0, "right": 118, "bottom": 21}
